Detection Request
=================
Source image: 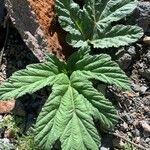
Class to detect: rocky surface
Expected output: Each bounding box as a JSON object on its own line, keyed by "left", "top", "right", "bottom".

{"left": 5, "top": 0, "right": 49, "bottom": 61}
{"left": 0, "top": 0, "right": 5, "bottom": 24}
{"left": 134, "top": 1, "right": 150, "bottom": 34}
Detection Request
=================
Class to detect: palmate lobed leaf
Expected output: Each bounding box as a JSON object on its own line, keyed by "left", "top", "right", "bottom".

{"left": 35, "top": 74, "right": 101, "bottom": 150}
{"left": 0, "top": 47, "right": 130, "bottom": 150}
{"left": 56, "top": 0, "right": 143, "bottom": 48}
{"left": 68, "top": 50, "right": 131, "bottom": 90}
{"left": 0, "top": 55, "right": 66, "bottom": 99}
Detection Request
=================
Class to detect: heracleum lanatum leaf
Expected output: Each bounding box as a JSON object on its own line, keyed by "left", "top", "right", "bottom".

{"left": 0, "top": 46, "right": 130, "bottom": 149}
{"left": 56, "top": 0, "right": 143, "bottom": 48}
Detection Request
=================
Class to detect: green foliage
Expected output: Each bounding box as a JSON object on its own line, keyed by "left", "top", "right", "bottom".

{"left": 56, "top": 0, "right": 143, "bottom": 48}
{"left": 125, "top": 142, "right": 137, "bottom": 150}
{"left": 0, "top": 46, "right": 130, "bottom": 149}
{"left": 0, "top": 115, "right": 20, "bottom": 135}
{"left": 16, "top": 130, "right": 40, "bottom": 150}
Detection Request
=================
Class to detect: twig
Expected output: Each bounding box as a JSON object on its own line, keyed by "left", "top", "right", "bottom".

{"left": 109, "top": 131, "right": 148, "bottom": 150}
{"left": 0, "top": 13, "right": 10, "bottom": 66}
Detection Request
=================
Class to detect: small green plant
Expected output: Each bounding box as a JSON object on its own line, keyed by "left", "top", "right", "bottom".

{"left": 16, "top": 129, "right": 40, "bottom": 150}
{"left": 0, "top": 0, "right": 143, "bottom": 150}
{"left": 0, "top": 46, "right": 132, "bottom": 149}
{"left": 0, "top": 115, "right": 20, "bottom": 136}
{"left": 125, "top": 142, "right": 137, "bottom": 150}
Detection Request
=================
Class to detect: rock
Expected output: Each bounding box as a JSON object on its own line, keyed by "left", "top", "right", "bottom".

{"left": 143, "top": 36, "right": 150, "bottom": 44}
{"left": 140, "top": 121, "right": 150, "bottom": 133}
{"left": 0, "top": 100, "right": 15, "bottom": 114}
{"left": 118, "top": 53, "right": 132, "bottom": 70}
{"left": 124, "top": 114, "right": 134, "bottom": 124}
{"left": 134, "top": 136, "right": 140, "bottom": 144}
{"left": 5, "top": 0, "right": 48, "bottom": 61}
{"left": 139, "top": 68, "right": 150, "bottom": 81}
{"left": 139, "top": 85, "right": 148, "bottom": 94}
{"left": 0, "top": 0, "right": 5, "bottom": 23}
{"left": 145, "top": 138, "right": 150, "bottom": 143}
{"left": 131, "top": 83, "right": 141, "bottom": 92}
{"left": 0, "top": 138, "right": 14, "bottom": 149}
{"left": 127, "top": 46, "right": 136, "bottom": 57}
{"left": 132, "top": 129, "right": 140, "bottom": 137}
{"left": 146, "top": 50, "right": 150, "bottom": 63}
{"left": 143, "top": 95, "right": 150, "bottom": 106}
{"left": 113, "top": 137, "right": 125, "bottom": 149}
{"left": 100, "top": 147, "right": 110, "bottom": 150}
{"left": 121, "top": 122, "right": 128, "bottom": 131}
{"left": 133, "top": 2, "right": 150, "bottom": 33}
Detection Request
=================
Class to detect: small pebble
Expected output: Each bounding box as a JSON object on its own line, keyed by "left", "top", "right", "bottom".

{"left": 145, "top": 138, "right": 150, "bottom": 143}
{"left": 132, "top": 129, "right": 140, "bottom": 137}
{"left": 140, "top": 121, "right": 150, "bottom": 133}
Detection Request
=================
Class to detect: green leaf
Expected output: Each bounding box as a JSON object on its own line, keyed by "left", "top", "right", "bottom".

{"left": 0, "top": 52, "right": 128, "bottom": 149}
{"left": 0, "top": 58, "right": 65, "bottom": 99}
{"left": 71, "top": 73, "right": 118, "bottom": 128}
{"left": 67, "top": 45, "right": 90, "bottom": 73}
{"left": 56, "top": 0, "right": 143, "bottom": 48}
{"left": 72, "top": 54, "right": 131, "bottom": 90}
{"left": 35, "top": 74, "right": 100, "bottom": 150}
{"left": 91, "top": 25, "right": 143, "bottom": 48}
{"left": 95, "top": 0, "right": 137, "bottom": 26}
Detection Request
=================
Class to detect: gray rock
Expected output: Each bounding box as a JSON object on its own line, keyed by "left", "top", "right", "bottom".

{"left": 140, "top": 121, "right": 150, "bottom": 133}
{"left": 0, "top": 0, "right": 5, "bottom": 23}
{"left": 134, "top": 2, "right": 150, "bottom": 33}
{"left": 5, "top": 0, "right": 49, "bottom": 61}
{"left": 139, "top": 68, "right": 150, "bottom": 81}
{"left": 132, "top": 129, "right": 140, "bottom": 137}
{"left": 145, "top": 138, "right": 150, "bottom": 143}
{"left": 140, "top": 85, "right": 148, "bottom": 94}
{"left": 100, "top": 147, "right": 110, "bottom": 150}
{"left": 127, "top": 46, "right": 136, "bottom": 57}
{"left": 118, "top": 53, "right": 132, "bottom": 70}
{"left": 146, "top": 50, "right": 150, "bottom": 63}
{"left": 131, "top": 83, "right": 141, "bottom": 92}
{"left": 0, "top": 138, "right": 14, "bottom": 150}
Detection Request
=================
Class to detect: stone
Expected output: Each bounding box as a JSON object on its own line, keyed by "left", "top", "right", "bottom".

{"left": 113, "top": 138, "right": 125, "bottom": 149}
{"left": 140, "top": 121, "right": 150, "bottom": 133}
{"left": 133, "top": 2, "right": 150, "bottom": 33}
{"left": 139, "top": 85, "right": 148, "bottom": 94}
{"left": 118, "top": 53, "right": 132, "bottom": 70}
{"left": 127, "top": 46, "right": 136, "bottom": 57}
{"left": 5, "top": 0, "right": 48, "bottom": 61}
{"left": 132, "top": 129, "right": 140, "bottom": 137}
{"left": 0, "top": 138, "right": 14, "bottom": 149}
{"left": 143, "top": 36, "right": 150, "bottom": 45}
{"left": 146, "top": 50, "right": 150, "bottom": 63}
{"left": 0, "top": 0, "right": 5, "bottom": 23}
{"left": 0, "top": 100, "right": 15, "bottom": 114}
{"left": 131, "top": 83, "right": 141, "bottom": 92}
{"left": 139, "top": 68, "right": 150, "bottom": 81}
{"left": 100, "top": 147, "right": 110, "bottom": 150}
